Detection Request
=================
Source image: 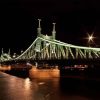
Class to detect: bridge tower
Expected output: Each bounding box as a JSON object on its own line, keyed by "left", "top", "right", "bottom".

{"left": 36, "top": 19, "right": 57, "bottom": 59}
{"left": 37, "top": 19, "right": 56, "bottom": 40}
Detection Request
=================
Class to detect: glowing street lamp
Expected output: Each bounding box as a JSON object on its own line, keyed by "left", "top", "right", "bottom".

{"left": 86, "top": 33, "right": 96, "bottom": 47}
{"left": 88, "top": 34, "right": 94, "bottom": 42}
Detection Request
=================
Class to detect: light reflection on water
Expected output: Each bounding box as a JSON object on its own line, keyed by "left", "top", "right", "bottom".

{"left": 0, "top": 71, "right": 100, "bottom": 100}
{"left": 24, "top": 78, "right": 31, "bottom": 90}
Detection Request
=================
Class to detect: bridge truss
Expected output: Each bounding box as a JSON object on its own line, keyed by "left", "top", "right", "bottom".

{"left": 14, "top": 36, "right": 100, "bottom": 61}
{"left": 1, "top": 19, "right": 100, "bottom": 62}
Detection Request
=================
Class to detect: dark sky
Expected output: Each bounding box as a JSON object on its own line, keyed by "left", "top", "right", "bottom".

{"left": 0, "top": 0, "right": 100, "bottom": 54}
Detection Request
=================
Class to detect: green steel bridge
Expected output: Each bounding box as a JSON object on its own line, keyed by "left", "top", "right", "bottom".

{"left": 1, "top": 19, "right": 100, "bottom": 64}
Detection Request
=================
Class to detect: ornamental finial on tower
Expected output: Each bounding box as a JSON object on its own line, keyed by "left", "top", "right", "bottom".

{"left": 37, "top": 19, "right": 42, "bottom": 36}
{"left": 52, "top": 23, "right": 56, "bottom": 39}
{"left": 38, "top": 19, "right": 41, "bottom": 28}
{"left": 8, "top": 48, "right": 10, "bottom": 55}
{"left": 1, "top": 48, "right": 3, "bottom": 54}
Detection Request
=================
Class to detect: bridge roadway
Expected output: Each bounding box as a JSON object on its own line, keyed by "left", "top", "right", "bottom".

{"left": 1, "top": 58, "right": 100, "bottom": 66}
{"left": 1, "top": 58, "right": 100, "bottom": 79}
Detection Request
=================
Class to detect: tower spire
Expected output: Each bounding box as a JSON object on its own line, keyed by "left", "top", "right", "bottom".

{"left": 37, "top": 19, "right": 41, "bottom": 37}
{"left": 52, "top": 23, "right": 56, "bottom": 39}
{"left": 8, "top": 48, "right": 10, "bottom": 55}
{"left": 1, "top": 48, "right": 3, "bottom": 54}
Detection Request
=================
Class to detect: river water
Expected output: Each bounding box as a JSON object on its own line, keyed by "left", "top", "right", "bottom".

{"left": 0, "top": 71, "right": 100, "bottom": 100}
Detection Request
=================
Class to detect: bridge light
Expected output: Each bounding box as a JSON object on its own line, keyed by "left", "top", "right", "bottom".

{"left": 45, "top": 34, "right": 49, "bottom": 39}
{"left": 21, "top": 50, "right": 23, "bottom": 53}
{"left": 13, "top": 53, "right": 16, "bottom": 58}
{"left": 52, "top": 50, "right": 55, "bottom": 53}
{"left": 35, "top": 49, "right": 40, "bottom": 52}
{"left": 46, "top": 42, "right": 49, "bottom": 46}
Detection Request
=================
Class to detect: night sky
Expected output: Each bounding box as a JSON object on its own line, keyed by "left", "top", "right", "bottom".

{"left": 0, "top": 0, "right": 100, "bottom": 54}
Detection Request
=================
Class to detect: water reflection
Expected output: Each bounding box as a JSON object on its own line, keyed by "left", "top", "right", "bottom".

{"left": 24, "top": 78, "right": 31, "bottom": 90}
{"left": 1, "top": 71, "right": 100, "bottom": 100}
{"left": 38, "top": 82, "right": 45, "bottom": 85}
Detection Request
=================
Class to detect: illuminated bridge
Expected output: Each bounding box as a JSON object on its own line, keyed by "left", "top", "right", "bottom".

{"left": 1, "top": 19, "right": 100, "bottom": 65}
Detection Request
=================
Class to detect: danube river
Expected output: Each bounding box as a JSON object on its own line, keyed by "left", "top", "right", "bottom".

{"left": 0, "top": 71, "right": 100, "bottom": 100}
